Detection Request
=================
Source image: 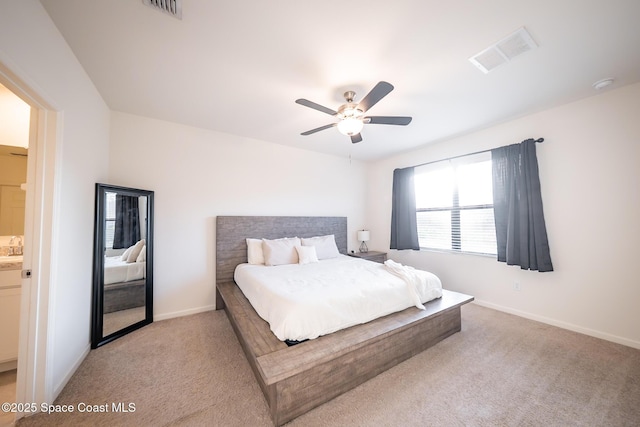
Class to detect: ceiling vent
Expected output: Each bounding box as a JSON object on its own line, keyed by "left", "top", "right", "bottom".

{"left": 469, "top": 27, "right": 537, "bottom": 73}
{"left": 142, "top": 0, "right": 182, "bottom": 20}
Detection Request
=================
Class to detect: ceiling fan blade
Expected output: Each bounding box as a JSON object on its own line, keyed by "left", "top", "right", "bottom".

{"left": 350, "top": 133, "right": 363, "bottom": 144}
{"left": 295, "top": 99, "right": 338, "bottom": 116}
{"left": 364, "top": 116, "right": 412, "bottom": 125}
{"left": 301, "top": 123, "right": 336, "bottom": 136}
{"left": 357, "top": 81, "right": 394, "bottom": 113}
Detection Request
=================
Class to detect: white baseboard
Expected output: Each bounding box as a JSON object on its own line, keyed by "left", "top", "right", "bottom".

{"left": 52, "top": 343, "right": 90, "bottom": 399}
{"left": 154, "top": 304, "right": 215, "bottom": 322}
{"left": 472, "top": 299, "right": 640, "bottom": 350}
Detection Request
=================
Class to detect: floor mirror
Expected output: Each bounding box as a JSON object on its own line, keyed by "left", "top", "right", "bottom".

{"left": 91, "top": 183, "right": 154, "bottom": 348}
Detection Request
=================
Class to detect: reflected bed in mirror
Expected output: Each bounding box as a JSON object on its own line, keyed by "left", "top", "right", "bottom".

{"left": 92, "top": 183, "right": 154, "bottom": 348}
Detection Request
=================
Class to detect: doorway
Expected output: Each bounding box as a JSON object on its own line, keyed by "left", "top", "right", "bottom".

{"left": 0, "top": 61, "right": 59, "bottom": 423}
{"left": 0, "top": 82, "right": 30, "bottom": 426}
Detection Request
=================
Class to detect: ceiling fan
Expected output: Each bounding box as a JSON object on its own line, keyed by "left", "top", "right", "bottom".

{"left": 295, "top": 81, "right": 412, "bottom": 144}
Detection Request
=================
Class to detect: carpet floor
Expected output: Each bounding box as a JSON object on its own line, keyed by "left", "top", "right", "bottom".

{"left": 12, "top": 303, "right": 640, "bottom": 427}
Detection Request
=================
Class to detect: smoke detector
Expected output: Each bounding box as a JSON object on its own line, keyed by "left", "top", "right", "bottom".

{"left": 469, "top": 27, "right": 538, "bottom": 73}
{"left": 142, "top": 0, "right": 182, "bottom": 20}
{"left": 592, "top": 78, "right": 614, "bottom": 90}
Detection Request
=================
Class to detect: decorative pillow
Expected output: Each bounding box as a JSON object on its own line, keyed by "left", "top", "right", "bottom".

{"left": 121, "top": 246, "right": 133, "bottom": 261}
{"left": 136, "top": 245, "right": 146, "bottom": 263}
{"left": 301, "top": 235, "right": 340, "bottom": 260}
{"left": 126, "top": 239, "right": 146, "bottom": 263}
{"left": 246, "top": 238, "right": 265, "bottom": 265}
{"left": 262, "top": 237, "right": 301, "bottom": 266}
{"left": 295, "top": 245, "right": 319, "bottom": 265}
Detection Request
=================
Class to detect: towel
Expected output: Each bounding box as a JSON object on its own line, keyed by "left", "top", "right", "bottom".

{"left": 383, "top": 259, "right": 428, "bottom": 310}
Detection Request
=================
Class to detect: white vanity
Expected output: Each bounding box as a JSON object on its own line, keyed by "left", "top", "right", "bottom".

{"left": 0, "top": 256, "right": 22, "bottom": 372}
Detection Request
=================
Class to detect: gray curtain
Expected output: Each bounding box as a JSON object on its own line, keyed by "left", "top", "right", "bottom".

{"left": 390, "top": 167, "right": 420, "bottom": 250}
{"left": 113, "top": 195, "right": 141, "bottom": 249}
{"left": 492, "top": 139, "right": 553, "bottom": 271}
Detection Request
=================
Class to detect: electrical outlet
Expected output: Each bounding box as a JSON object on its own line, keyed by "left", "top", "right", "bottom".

{"left": 513, "top": 281, "right": 522, "bottom": 291}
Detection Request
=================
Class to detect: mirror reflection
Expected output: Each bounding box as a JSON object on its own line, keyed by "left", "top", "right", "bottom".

{"left": 92, "top": 184, "right": 153, "bottom": 348}
{"left": 102, "top": 191, "right": 147, "bottom": 336}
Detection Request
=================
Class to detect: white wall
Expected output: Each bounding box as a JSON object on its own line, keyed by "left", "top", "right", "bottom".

{"left": 0, "top": 0, "right": 110, "bottom": 398}
{"left": 367, "top": 82, "right": 640, "bottom": 348}
{"left": 109, "top": 111, "right": 368, "bottom": 319}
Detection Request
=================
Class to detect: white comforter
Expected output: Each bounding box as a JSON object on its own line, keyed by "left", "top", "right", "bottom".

{"left": 234, "top": 255, "right": 442, "bottom": 341}
{"left": 104, "top": 256, "right": 146, "bottom": 285}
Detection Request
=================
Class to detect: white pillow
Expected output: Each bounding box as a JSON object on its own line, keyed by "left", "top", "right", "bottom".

{"left": 262, "top": 237, "right": 301, "bottom": 266}
{"left": 301, "top": 235, "right": 340, "bottom": 260}
{"left": 126, "top": 239, "right": 146, "bottom": 263}
{"left": 246, "top": 238, "right": 265, "bottom": 265}
{"left": 295, "top": 245, "right": 319, "bottom": 265}
{"left": 121, "top": 246, "right": 133, "bottom": 261}
{"left": 136, "top": 245, "right": 146, "bottom": 263}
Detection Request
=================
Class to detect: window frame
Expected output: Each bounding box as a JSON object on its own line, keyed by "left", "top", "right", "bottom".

{"left": 104, "top": 191, "right": 116, "bottom": 250}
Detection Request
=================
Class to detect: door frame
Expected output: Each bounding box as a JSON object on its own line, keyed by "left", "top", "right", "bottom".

{"left": 0, "top": 58, "right": 60, "bottom": 420}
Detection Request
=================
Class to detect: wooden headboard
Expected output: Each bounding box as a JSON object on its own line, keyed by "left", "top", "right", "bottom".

{"left": 215, "top": 216, "right": 348, "bottom": 285}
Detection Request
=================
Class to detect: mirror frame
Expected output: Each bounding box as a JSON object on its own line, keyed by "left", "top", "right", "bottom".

{"left": 91, "top": 183, "right": 154, "bottom": 348}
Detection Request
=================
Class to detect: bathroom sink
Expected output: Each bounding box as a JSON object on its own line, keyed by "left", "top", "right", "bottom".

{"left": 0, "top": 255, "right": 22, "bottom": 270}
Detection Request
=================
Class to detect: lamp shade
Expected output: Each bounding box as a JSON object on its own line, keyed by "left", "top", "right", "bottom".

{"left": 337, "top": 117, "right": 364, "bottom": 136}
{"left": 357, "top": 230, "right": 370, "bottom": 242}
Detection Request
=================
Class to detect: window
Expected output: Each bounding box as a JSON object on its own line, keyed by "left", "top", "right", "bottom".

{"left": 414, "top": 152, "right": 497, "bottom": 255}
{"left": 105, "top": 192, "right": 116, "bottom": 250}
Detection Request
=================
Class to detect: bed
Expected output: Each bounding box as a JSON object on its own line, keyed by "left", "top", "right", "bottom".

{"left": 215, "top": 216, "right": 474, "bottom": 426}
{"left": 103, "top": 248, "right": 146, "bottom": 314}
{"left": 104, "top": 256, "right": 145, "bottom": 285}
{"left": 235, "top": 254, "right": 444, "bottom": 342}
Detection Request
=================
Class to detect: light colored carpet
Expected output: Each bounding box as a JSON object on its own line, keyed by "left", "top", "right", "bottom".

{"left": 103, "top": 306, "right": 146, "bottom": 337}
{"left": 14, "top": 303, "right": 640, "bottom": 427}
{"left": 0, "top": 370, "right": 17, "bottom": 427}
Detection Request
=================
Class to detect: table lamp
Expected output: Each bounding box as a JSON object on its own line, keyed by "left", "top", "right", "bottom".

{"left": 357, "top": 230, "right": 370, "bottom": 253}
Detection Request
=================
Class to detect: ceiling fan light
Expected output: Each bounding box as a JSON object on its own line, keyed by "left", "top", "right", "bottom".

{"left": 338, "top": 105, "right": 363, "bottom": 119}
{"left": 337, "top": 117, "right": 364, "bottom": 136}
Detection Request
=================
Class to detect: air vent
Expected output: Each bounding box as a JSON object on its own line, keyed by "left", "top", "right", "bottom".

{"left": 142, "top": 0, "right": 182, "bottom": 20}
{"left": 469, "top": 27, "right": 537, "bottom": 73}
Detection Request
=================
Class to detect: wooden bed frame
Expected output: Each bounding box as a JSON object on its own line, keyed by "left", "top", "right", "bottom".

{"left": 215, "top": 216, "right": 473, "bottom": 426}
{"left": 103, "top": 279, "right": 146, "bottom": 313}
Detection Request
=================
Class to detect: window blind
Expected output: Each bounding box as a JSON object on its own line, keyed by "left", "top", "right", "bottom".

{"left": 415, "top": 152, "right": 497, "bottom": 255}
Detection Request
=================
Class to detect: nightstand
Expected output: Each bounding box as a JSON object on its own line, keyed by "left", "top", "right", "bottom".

{"left": 348, "top": 251, "right": 387, "bottom": 264}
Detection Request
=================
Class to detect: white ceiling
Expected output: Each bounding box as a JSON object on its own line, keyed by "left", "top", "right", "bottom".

{"left": 39, "top": 0, "right": 640, "bottom": 161}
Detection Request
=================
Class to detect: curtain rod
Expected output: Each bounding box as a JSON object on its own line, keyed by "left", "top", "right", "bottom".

{"left": 411, "top": 138, "right": 544, "bottom": 169}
